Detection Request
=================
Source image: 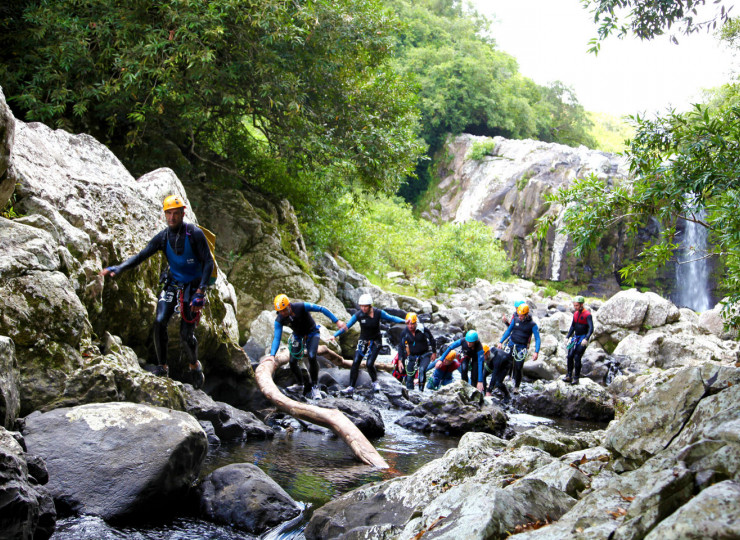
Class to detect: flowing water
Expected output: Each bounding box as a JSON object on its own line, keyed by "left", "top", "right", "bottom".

{"left": 50, "top": 404, "right": 605, "bottom": 540}
{"left": 673, "top": 207, "right": 712, "bottom": 312}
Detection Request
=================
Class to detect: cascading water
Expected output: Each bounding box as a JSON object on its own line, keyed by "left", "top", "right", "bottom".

{"left": 673, "top": 206, "right": 712, "bottom": 312}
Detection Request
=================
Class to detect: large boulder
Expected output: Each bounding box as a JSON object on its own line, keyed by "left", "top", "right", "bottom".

{"left": 643, "top": 292, "right": 680, "bottom": 328}
{"left": 0, "top": 427, "right": 56, "bottom": 540}
{"left": 317, "top": 397, "right": 385, "bottom": 438}
{"left": 198, "top": 463, "right": 302, "bottom": 534}
{"left": 184, "top": 387, "right": 274, "bottom": 441}
{"left": 0, "top": 337, "right": 21, "bottom": 428}
{"left": 396, "top": 381, "right": 508, "bottom": 436}
{"left": 596, "top": 289, "right": 650, "bottom": 329}
{"left": 513, "top": 378, "right": 615, "bottom": 421}
{"left": 0, "top": 87, "right": 14, "bottom": 209}
{"left": 22, "top": 402, "right": 207, "bottom": 520}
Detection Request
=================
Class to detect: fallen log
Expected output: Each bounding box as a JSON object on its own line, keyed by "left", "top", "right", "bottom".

{"left": 255, "top": 349, "right": 389, "bottom": 469}
{"left": 319, "top": 346, "right": 395, "bottom": 373}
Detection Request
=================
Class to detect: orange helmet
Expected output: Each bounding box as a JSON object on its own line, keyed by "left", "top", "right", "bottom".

{"left": 517, "top": 304, "right": 530, "bottom": 316}
{"left": 483, "top": 344, "right": 490, "bottom": 355}
{"left": 445, "top": 351, "right": 457, "bottom": 361}
{"left": 274, "top": 294, "right": 290, "bottom": 311}
{"left": 405, "top": 312, "right": 418, "bottom": 324}
{"left": 163, "top": 195, "right": 186, "bottom": 211}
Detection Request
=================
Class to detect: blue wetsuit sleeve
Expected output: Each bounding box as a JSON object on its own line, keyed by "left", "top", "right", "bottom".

{"left": 304, "top": 303, "right": 339, "bottom": 323}
{"left": 270, "top": 320, "right": 283, "bottom": 356}
{"left": 380, "top": 310, "right": 405, "bottom": 324}
{"left": 533, "top": 325, "right": 541, "bottom": 353}
{"left": 500, "top": 318, "right": 516, "bottom": 343}
{"left": 334, "top": 313, "right": 358, "bottom": 337}
{"left": 438, "top": 338, "right": 462, "bottom": 363}
{"left": 477, "top": 348, "right": 485, "bottom": 378}
{"left": 113, "top": 230, "right": 165, "bottom": 274}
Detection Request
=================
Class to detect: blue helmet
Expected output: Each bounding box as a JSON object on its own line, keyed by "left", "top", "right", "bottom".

{"left": 514, "top": 300, "right": 524, "bottom": 308}
{"left": 465, "top": 330, "right": 478, "bottom": 343}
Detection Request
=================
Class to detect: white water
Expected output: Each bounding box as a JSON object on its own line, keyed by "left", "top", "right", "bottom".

{"left": 674, "top": 210, "right": 712, "bottom": 312}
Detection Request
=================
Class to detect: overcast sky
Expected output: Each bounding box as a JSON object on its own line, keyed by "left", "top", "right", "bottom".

{"left": 471, "top": 0, "right": 738, "bottom": 117}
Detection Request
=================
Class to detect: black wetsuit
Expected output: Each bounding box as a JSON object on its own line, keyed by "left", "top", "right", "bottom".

{"left": 109, "top": 223, "right": 214, "bottom": 369}
{"left": 398, "top": 325, "right": 437, "bottom": 391}
{"left": 486, "top": 347, "right": 512, "bottom": 399}
{"left": 566, "top": 309, "right": 593, "bottom": 381}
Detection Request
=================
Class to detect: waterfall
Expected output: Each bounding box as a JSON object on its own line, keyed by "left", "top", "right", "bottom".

{"left": 549, "top": 211, "right": 568, "bottom": 281}
{"left": 673, "top": 207, "right": 712, "bottom": 312}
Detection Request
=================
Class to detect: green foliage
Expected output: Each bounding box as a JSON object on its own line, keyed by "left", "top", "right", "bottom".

{"left": 1, "top": 193, "right": 21, "bottom": 219}
{"left": 583, "top": 0, "right": 732, "bottom": 50}
{"left": 0, "top": 0, "right": 425, "bottom": 195}
{"left": 305, "top": 192, "right": 510, "bottom": 292}
{"left": 588, "top": 111, "right": 634, "bottom": 153}
{"left": 517, "top": 170, "right": 536, "bottom": 191}
{"left": 467, "top": 140, "right": 496, "bottom": 161}
{"left": 540, "top": 285, "right": 558, "bottom": 298}
{"left": 532, "top": 82, "right": 596, "bottom": 148}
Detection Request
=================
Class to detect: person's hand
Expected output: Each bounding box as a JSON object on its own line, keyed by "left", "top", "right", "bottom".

{"left": 101, "top": 266, "right": 118, "bottom": 278}
{"left": 496, "top": 342, "right": 503, "bottom": 349}
{"left": 435, "top": 361, "right": 442, "bottom": 369}
{"left": 431, "top": 353, "right": 437, "bottom": 362}
{"left": 477, "top": 382, "right": 484, "bottom": 392}
{"left": 336, "top": 320, "right": 347, "bottom": 332}
{"left": 327, "top": 335, "right": 337, "bottom": 342}
{"left": 191, "top": 291, "right": 206, "bottom": 312}
{"left": 532, "top": 352, "right": 539, "bottom": 361}
{"left": 581, "top": 339, "right": 588, "bottom": 347}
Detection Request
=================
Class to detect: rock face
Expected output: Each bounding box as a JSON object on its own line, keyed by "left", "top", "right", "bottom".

{"left": 396, "top": 381, "right": 508, "bottom": 436}
{"left": 0, "top": 427, "right": 56, "bottom": 540}
{"left": 0, "top": 86, "right": 14, "bottom": 209}
{"left": 422, "top": 134, "right": 630, "bottom": 294}
{"left": 198, "top": 463, "right": 302, "bottom": 534}
{"left": 22, "top": 402, "right": 207, "bottom": 520}
{"left": 0, "top": 90, "right": 249, "bottom": 413}
{"left": 513, "top": 378, "right": 615, "bottom": 422}
{"left": 0, "top": 337, "right": 21, "bottom": 428}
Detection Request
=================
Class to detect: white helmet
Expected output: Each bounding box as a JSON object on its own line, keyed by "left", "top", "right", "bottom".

{"left": 358, "top": 293, "right": 373, "bottom": 306}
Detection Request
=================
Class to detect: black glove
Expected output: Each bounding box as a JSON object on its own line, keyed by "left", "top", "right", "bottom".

{"left": 191, "top": 292, "right": 206, "bottom": 308}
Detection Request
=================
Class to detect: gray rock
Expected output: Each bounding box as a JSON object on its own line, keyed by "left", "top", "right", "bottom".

{"left": 198, "top": 463, "right": 301, "bottom": 534}
{"left": 317, "top": 397, "right": 385, "bottom": 438}
{"left": 0, "top": 427, "right": 56, "bottom": 540}
{"left": 643, "top": 292, "right": 680, "bottom": 328}
{"left": 596, "top": 289, "right": 649, "bottom": 329}
{"left": 0, "top": 86, "right": 15, "bottom": 209}
{"left": 509, "top": 426, "right": 596, "bottom": 457}
{"left": 22, "top": 402, "right": 207, "bottom": 520}
{"left": 514, "top": 378, "right": 614, "bottom": 421}
{"left": 184, "top": 387, "right": 273, "bottom": 441}
{"left": 0, "top": 336, "right": 21, "bottom": 428}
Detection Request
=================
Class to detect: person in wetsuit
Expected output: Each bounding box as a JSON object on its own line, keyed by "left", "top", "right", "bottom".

{"left": 498, "top": 304, "right": 540, "bottom": 394}
{"left": 427, "top": 351, "right": 461, "bottom": 390}
{"left": 334, "top": 294, "right": 404, "bottom": 394}
{"left": 485, "top": 343, "right": 512, "bottom": 401}
{"left": 267, "top": 294, "right": 347, "bottom": 399}
{"left": 398, "top": 312, "right": 437, "bottom": 392}
{"left": 101, "top": 194, "right": 212, "bottom": 388}
{"left": 438, "top": 330, "right": 486, "bottom": 392}
{"left": 564, "top": 295, "right": 593, "bottom": 385}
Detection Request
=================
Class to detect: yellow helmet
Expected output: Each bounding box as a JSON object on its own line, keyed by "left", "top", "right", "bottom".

{"left": 405, "top": 312, "right": 418, "bottom": 324}
{"left": 274, "top": 294, "right": 290, "bottom": 311}
{"left": 483, "top": 344, "right": 490, "bottom": 355}
{"left": 445, "top": 351, "right": 457, "bottom": 361}
{"left": 517, "top": 304, "right": 530, "bottom": 316}
{"left": 163, "top": 195, "right": 186, "bottom": 211}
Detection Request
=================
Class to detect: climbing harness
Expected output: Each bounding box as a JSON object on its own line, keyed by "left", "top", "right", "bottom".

{"left": 178, "top": 288, "right": 201, "bottom": 325}
{"left": 289, "top": 334, "right": 305, "bottom": 361}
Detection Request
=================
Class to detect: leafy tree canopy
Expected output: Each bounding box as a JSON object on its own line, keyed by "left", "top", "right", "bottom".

{"left": 0, "top": 0, "right": 425, "bottom": 193}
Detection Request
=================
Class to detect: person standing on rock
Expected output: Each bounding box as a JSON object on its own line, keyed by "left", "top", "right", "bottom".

{"left": 267, "top": 294, "right": 347, "bottom": 399}
{"left": 485, "top": 343, "right": 512, "bottom": 401}
{"left": 334, "top": 294, "right": 404, "bottom": 394}
{"left": 502, "top": 300, "right": 525, "bottom": 326}
{"left": 427, "top": 351, "right": 461, "bottom": 390}
{"left": 398, "top": 312, "right": 437, "bottom": 392}
{"left": 564, "top": 295, "right": 593, "bottom": 385}
{"left": 101, "top": 195, "right": 212, "bottom": 388}
{"left": 438, "top": 330, "right": 486, "bottom": 392}
{"left": 497, "top": 304, "right": 540, "bottom": 394}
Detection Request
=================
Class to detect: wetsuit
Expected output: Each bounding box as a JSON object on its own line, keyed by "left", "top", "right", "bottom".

{"left": 107, "top": 223, "right": 213, "bottom": 371}
{"left": 485, "top": 347, "right": 512, "bottom": 399}
{"left": 500, "top": 315, "right": 541, "bottom": 389}
{"left": 398, "top": 324, "right": 437, "bottom": 391}
{"left": 565, "top": 308, "right": 593, "bottom": 382}
{"left": 335, "top": 308, "right": 404, "bottom": 387}
{"left": 438, "top": 338, "right": 486, "bottom": 387}
{"left": 428, "top": 358, "right": 460, "bottom": 390}
{"left": 272, "top": 302, "right": 339, "bottom": 393}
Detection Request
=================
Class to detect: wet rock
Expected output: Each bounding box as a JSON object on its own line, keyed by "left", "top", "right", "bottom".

{"left": 22, "top": 402, "right": 207, "bottom": 520}
{"left": 509, "top": 425, "right": 597, "bottom": 457}
{"left": 198, "top": 463, "right": 301, "bottom": 534}
{"left": 397, "top": 381, "right": 508, "bottom": 436}
{"left": 513, "top": 378, "right": 614, "bottom": 421}
{"left": 317, "top": 397, "right": 385, "bottom": 438}
{"left": 0, "top": 427, "right": 56, "bottom": 540}
{"left": 184, "top": 387, "right": 273, "bottom": 441}
{"left": 0, "top": 336, "right": 21, "bottom": 428}
{"left": 643, "top": 480, "right": 740, "bottom": 539}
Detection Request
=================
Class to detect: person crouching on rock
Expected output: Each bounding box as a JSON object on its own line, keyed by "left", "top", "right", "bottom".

{"left": 427, "top": 351, "right": 461, "bottom": 390}
{"left": 564, "top": 295, "right": 593, "bottom": 385}
{"left": 438, "top": 330, "right": 486, "bottom": 392}
{"left": 101, "top": 195, "right": 212, "bottom": 388}
{"left": 497, "top": 304, "right": 540, "bottom": 394}
{"left": 266, "top": 294, "right": 347, "bottom": 400}
{"left": 334, "top": 294, "right": 404, "bottom": 394}
{"left": 485, "top": 343, "right": 512, "bottom": 401}
{"left": 398, "top": 312, "right": 437, "bottom": 392}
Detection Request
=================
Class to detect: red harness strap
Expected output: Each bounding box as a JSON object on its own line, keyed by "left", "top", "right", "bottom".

{"left": 178, "top": 289, "right": 201, "bottom": 325}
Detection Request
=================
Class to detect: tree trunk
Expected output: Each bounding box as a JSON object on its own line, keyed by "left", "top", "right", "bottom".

{"left": 319, "top": 346, "right": 395, "bottom": 373}
{"left": 255, "top": 349, "right": 389, "bottom": 469}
